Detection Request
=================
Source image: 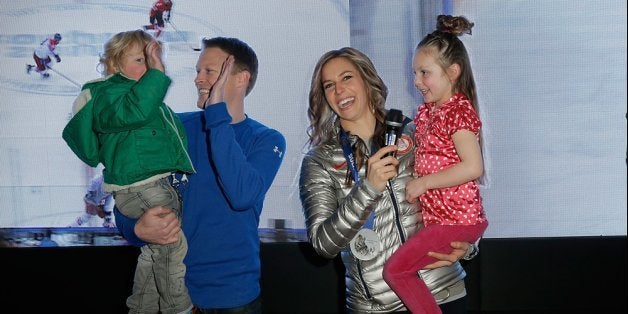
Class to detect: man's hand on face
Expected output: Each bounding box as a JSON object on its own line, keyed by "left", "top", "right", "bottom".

{"left": 204, "top": 55, "right": 234, "bottom": 108}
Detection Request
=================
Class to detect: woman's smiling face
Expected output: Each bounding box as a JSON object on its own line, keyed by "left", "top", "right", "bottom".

{"left": 321, "top": 56, "right": 371, "bottom": 124}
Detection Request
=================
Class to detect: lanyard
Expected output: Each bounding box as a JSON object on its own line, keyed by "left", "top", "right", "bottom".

{"left": 339, "top": 128, "right": 375, "bottom": 228}
{"left": 339, "top": 129, "right": 360, "bottom": 184}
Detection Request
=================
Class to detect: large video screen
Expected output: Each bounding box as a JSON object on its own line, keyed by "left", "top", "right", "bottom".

{"left": 1, "top": 0, "right": 626, "bottom": 247}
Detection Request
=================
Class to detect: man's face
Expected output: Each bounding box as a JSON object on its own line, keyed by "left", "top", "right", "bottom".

{"left": 194, "top": 47, "right": 235, "bottom": 109}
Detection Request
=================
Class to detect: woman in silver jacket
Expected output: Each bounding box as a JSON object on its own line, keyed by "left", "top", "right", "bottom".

{"left": 299, "top": 47, "right": 477, "bottom": 313}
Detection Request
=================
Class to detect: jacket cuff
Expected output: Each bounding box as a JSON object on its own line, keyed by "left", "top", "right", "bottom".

{"left": 463, "top": 240, "right": 480, "bottom": 260}
{"left": 362, "top": 179, "right": 384, "bottom": 199}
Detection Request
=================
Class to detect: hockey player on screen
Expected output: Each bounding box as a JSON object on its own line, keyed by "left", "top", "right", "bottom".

{"left": 144, "top": 0, "right": 173, "bottom": 37}
{"left": 69, "top": 173, "right": 116, "bottom": 228}
{"left": 26, "top": 33, "right": 62, "bottom": 78}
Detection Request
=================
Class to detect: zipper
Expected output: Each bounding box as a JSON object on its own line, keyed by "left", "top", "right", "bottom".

{"left": 387, "top": 181, "right": 406, "bottom": 243}
{"left": 355, "top": 182, "right": 405, "bottom": 301}
{"left": 357, "top": 260, "right": 372, "bottom": 299}
{"left": 160, "top": 107, "right": 196, "bottom": 173}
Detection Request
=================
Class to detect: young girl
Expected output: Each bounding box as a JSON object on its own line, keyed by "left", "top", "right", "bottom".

{"left": 383, "top": 15, "right": 488, "bottom": 314}
{"left": 62, "top": 30, "right": 194, "bottom": 313}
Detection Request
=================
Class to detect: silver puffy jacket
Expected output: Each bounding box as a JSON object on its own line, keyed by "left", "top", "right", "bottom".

{"left": 299, "top": 119, "right": 467, "bottom": 313}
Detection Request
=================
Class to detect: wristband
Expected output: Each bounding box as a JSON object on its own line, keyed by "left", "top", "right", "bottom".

{"left": 463, "top": 243, "right": 479, "bottom": 260}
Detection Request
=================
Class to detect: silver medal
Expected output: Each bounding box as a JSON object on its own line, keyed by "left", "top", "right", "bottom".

{"left": 350, "top": 228, "right": 381, "bottom": 261}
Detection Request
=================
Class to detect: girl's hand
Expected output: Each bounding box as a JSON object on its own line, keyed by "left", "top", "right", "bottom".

{"left": 405, "top": 176, "right": 427, "bottom": 203}
{"left": 366, "top": 145, "right": 399, "bottom": 192}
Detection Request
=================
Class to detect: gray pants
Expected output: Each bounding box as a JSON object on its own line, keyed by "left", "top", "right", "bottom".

{"left": 114, "top": 177, "right": 191, "bottom": 314}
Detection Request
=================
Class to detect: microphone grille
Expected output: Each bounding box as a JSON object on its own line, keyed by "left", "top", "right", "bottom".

{"left": 385, "top": 109, "right": 404, "bottom": 126}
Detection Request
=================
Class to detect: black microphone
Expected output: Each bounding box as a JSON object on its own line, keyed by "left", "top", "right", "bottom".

{"left": 384, "top": 109, "right": 404, "bottom": 157}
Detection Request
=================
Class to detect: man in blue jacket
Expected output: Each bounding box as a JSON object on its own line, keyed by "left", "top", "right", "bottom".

{"left": 116, "top": 37, "right": 286, "bottom": 313}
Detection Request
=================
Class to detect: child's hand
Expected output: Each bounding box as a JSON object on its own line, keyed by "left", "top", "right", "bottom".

{"left": 145, "top": 40, "right": 165, "bottom": 73}
{"left": 405, "top": 176, "right": 427, "bottom": 203}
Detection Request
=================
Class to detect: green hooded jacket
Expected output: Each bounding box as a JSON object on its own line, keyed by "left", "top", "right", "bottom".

{"left": 62, "top": 69, "right": 194, "bottom": 187}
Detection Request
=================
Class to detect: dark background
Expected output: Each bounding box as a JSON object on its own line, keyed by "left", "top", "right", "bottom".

{"left": 1, "top": 236, "right": 626, "bottom": 313}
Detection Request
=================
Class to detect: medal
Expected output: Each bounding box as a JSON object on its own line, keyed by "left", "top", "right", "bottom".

{"left": 340, "top": 128, "right": 382, "bottom": 261}
{"left": 350, "top": 228, "right": 381, "bottom": 261}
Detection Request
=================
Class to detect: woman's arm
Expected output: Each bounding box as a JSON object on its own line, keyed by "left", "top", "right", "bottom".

{"left": 423, "top": 241, "right": 479, "bottom": 268}
{"left": 299, "top": 146, "right": 397, "bottom": 258}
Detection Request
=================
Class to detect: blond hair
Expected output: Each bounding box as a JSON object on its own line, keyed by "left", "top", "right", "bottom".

{"left": 99, "top": 30, "right": 155, "bottom": 75}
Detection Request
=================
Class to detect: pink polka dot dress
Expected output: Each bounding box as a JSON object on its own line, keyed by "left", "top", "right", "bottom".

{"left": 414, "top": 93, "right": 487, "bottom": 226}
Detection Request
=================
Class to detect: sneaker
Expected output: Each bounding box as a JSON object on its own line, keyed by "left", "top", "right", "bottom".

{"left": 26, "top": 64, "right": 33, "bottom": 74}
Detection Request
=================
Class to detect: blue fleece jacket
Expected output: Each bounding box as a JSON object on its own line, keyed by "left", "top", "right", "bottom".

{"left": 116, "top": 102, "right": 286, "bottom": 309}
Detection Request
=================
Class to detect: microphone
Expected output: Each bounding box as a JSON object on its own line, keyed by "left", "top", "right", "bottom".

{"left": 384, "top": 109, "right": 404, "bottom": 157}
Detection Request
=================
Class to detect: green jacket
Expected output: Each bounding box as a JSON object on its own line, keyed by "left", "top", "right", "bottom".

{"left": 62, "top": 69, "right": 195, "bottom": 186}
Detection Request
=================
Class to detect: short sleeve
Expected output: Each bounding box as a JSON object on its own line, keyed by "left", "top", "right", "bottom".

{"left": 446, "top": 100, "right": 481, "bottom": 136}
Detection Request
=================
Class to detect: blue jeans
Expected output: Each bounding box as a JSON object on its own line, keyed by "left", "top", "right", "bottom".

{"left": 114, "top": 177, "right": 191, "bottom": 314}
